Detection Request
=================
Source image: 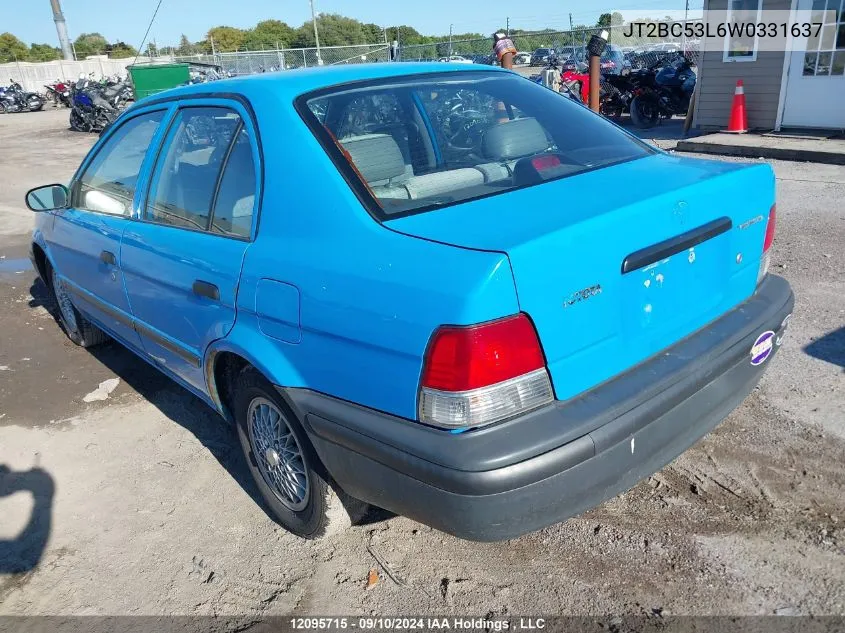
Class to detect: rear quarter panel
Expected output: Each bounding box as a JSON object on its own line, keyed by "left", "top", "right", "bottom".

{"left": 214, "top": 86, "right": 520, "bottom": 420}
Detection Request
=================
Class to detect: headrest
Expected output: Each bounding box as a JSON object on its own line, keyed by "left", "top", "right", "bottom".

{"left": 483, "top": 117, "right": 550, "bottom": 161}
{"left": 339, "top": 134, "right": 406, "bottom": 184}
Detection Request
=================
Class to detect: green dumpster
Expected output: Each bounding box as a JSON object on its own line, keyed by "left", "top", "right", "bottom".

{"left": 128, "top": 63, "right": 191, "bottom": 99}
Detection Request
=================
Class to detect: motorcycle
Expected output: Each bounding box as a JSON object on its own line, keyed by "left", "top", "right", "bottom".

{"left": 0, "top": 81, "right": 44, "bottom": 113}
{"left": 629, "top": 53, "right": 696, "bottom": 128}
{"left": 69, "top": 76, "right": 130, "bottom": 133}
{"left": 530, "top": 56, "right": 587, "bottom": 103}
{"left": 45, "top": 81, "right": 72, "bottom": 108}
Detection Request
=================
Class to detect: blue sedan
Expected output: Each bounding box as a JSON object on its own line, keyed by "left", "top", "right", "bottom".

{"left": 25, "top": 63, "right": 793, "bottom": 541}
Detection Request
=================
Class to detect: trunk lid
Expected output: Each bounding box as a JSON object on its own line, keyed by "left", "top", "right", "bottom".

{"left": 389, "top": 154, "right": 775, "bottom": 401}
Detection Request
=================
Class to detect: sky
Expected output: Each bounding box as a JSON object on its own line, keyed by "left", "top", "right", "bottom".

{"left": 4, "top": 0, "right": 697, "bottom": 48}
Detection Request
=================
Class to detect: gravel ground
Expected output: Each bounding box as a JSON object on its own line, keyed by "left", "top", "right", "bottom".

{"left": 0, "top": 108, "right": 843, "bottom": 617}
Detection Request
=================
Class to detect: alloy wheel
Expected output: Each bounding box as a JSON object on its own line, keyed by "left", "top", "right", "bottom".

{"left": 247, "top": 397, "right": 310, "bottom": 511}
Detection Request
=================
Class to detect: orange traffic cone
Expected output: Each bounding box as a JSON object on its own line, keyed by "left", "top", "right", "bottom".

{"left": 725, "top": 79, "right": 748, "bottom": 133}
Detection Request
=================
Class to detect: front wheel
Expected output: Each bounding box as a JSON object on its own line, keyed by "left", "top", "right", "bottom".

{"left": 629, "top": 94, "right": 662, "bottom": 129}
{"left": 27, "top": 96, "right": 44, "bottom": 112}
{"left": 234, "top": 368, "right": 369, "bottom": 539}
{"left": 69, "top": 109, "right": 88, "bottom": 132}
{"left": 49, "top": 266, "right": 108, "bottom": 347}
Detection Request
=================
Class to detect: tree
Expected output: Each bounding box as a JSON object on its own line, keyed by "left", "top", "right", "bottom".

{"left": 177, "top": 34, "right": 193, "bottom": 55}
{"left": 74, "top": 32, "right": 109, "bottom": 58}
{"left": 294, "top": 14, "right": 381, "bottom": 47}
{"left": 207, "top": 26, "right": 246, "bottom": 52}
{"left": 386, "top": 25, "right": 429, "bottom": 45}
{"left": 243, "top": 20, "right": 296, "bottom": 50}
{"left": 0, "top": 32, "right": 29, "bottom": 63}
{"left": 28, "top": 43, "right": 61, "bottom": 62}
{"left": 108, "top": 41, "right": 137, "bottom": 58}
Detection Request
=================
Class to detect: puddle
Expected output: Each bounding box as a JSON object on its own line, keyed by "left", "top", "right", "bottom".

{"left": 0, "top": 258, "right": 34, "bottom": 282}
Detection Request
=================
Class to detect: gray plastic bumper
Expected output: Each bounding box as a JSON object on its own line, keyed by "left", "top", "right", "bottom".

{"left": 284, "top": 274, "right": 794, "bottom": 541}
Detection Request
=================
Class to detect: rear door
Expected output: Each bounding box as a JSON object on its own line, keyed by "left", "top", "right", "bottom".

{"left": 120, "top": 102, "right": 260, "bottom": 392}
{"left": 47, "top": 108, "right": 168, "bottom": 349}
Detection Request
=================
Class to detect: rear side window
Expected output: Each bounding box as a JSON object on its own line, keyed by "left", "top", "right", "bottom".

{"left": 300, "top": 71, "right": 653, "bottom": 220}
{"left": 145, "top": 106, "right": 253, "bottom": 235}
{"left": 73, "top": 110, "right": 165, "bottom": 215}
{"left": 211, "top": 127, "right": 256, "bottom": 238}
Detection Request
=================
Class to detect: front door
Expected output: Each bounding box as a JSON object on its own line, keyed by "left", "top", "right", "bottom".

{"left": 120, "top": 103, "right": 260, "bottom": 393}
{"left": 48, "top": 108, "right": 168, "bottom": 349}
{"left": 781, "top": 0, "right": 845, "bottom": 128}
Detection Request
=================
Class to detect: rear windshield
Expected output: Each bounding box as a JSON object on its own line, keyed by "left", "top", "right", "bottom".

{"left": 299, "top": 71, "right": 653, "bottom": 219}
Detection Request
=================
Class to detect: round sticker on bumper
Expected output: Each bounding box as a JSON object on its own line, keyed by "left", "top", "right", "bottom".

{"left": 751, "top": 331, "right": 775, "bottom": 366}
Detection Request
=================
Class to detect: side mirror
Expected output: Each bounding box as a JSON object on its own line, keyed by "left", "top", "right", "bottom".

{"left": 26, "top": 184, "right": 69, "bottom": 212}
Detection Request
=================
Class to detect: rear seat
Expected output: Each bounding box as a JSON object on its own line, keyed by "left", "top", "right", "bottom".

{"left": 338, "top": 118, "right": 551, "bottom": 204}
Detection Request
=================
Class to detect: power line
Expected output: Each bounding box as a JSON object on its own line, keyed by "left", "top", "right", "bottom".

{"left": 132, "top": 0, "right": 165, "bottom": 66}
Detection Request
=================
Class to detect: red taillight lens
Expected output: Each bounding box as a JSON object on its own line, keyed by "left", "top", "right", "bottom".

{"left": 763, "top": 204, "right": 777, "bottom": 252}
{"left": 531, "top": 155, "right": 562, "bottom": 171}
{"left": 421, "top": 314, "right": 545, "bottom": 392}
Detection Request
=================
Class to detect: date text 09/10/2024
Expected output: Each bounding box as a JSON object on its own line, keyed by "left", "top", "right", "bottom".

{"left": 289, "top": 618, "right": 547, "bottom": 631}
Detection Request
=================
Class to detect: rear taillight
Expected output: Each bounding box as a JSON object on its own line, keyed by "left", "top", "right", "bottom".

{"left": 418, "top": 314, "right": 554, "bottom": 429}
{"left": 758, "top": 204, "right": 777, "bottom": 284}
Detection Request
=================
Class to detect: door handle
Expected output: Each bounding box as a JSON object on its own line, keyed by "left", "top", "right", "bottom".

{"left": 192, "top": 280, "right": 220, "bottom": 301}
{"left": 100, "top": 250, "right": 116, "bottom": 265}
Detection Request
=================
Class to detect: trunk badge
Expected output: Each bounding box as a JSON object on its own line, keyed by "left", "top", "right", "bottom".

{"left": 563, "top": 284, "right": 602, "bottom": 308}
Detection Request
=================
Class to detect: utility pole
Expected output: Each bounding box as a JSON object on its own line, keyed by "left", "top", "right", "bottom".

{"left": 506, "top": 17, "right": 510, "bottom": 37}
{"left": 448, "top": 24, "right": 453, "bottom": 58}
{"left": 569, "top": 13, "right": 574, "bottom": 45}
{"left": 50, "top": 0, "right": 74, "bottom": 61}
{"left": 683, "top": 0, "right": 690, "bottom": 51}
{"left": 310, "top": 0, "right": 323, "bottom": 65}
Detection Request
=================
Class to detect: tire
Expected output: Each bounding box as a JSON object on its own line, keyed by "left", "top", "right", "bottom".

{"left": 48, "top": 265, "right": 108, "bottom": 348}
{"left": 233, "top": 367, "right": 369, "bottom": 539}
{"left": 630, "top": 94, "right": 661, "bottom": 129}
{"left": 69, "top": 109, "right": 87, "bottom": 132}
{"left": 1, "top": 101, "right": 11, "bottom": 114}
{"left": 28, "top": 97, "right": 43, "bottom": 112}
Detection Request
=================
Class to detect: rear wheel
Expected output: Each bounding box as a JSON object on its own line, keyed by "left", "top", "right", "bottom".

{"left": 49, "top": 266, "right": 108, "bottom": 347}
{"left": 27, "top": 96, "right": 43, "bottom": 112}
{"left": 630, "top": 94, "right": 661, "bottom": 129}
{"left": 233, "top": 367, "right": 369, "bottom": 539}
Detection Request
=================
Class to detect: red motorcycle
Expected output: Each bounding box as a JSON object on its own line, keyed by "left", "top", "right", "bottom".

{"left": 45, "top": 81, "right": 71, "bottom": 108}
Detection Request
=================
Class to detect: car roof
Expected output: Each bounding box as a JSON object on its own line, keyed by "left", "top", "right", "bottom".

{"left": 135, "top": 63, "right": 507, "bottom": 106}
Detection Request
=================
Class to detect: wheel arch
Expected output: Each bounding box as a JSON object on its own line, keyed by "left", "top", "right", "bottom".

{"left": 31, "top": 241, "right": 50, "bottom": 283}
{"left": 204, "top": 330, "right": 305, "bottom": 422}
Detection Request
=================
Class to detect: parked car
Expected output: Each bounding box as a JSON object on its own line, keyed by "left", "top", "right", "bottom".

{"left": 530, "top": 47, "right": 554, "bottom": 65}
{"left": 26, "top": 63, "right": 793, "bottom": 542}
{"left": 513, "top": 52, "right": 532, "bottom": 65}
{"left": 600, "top": 44, "right": 633, "bottom": 75}
{"left": 471, "top": 54, "right": 498, "bottom": 66}
{"left": 438, "top": 55, "right": 473, "bottom": 64}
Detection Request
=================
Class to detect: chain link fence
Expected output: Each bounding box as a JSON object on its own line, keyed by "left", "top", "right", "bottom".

{"left": 174, "top": 43, "right": 390, "bottom": 75}
{"left": 400, "top": 23, "right": 701, "bottom": 70}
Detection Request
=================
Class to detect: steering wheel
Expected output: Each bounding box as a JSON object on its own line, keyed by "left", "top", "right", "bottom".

{"left": 442, "top": 96, "right": 489, "bottom": 152}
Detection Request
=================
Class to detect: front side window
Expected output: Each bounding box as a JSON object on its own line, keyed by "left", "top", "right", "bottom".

{"left": 145, "top": 107, "right": 245, "bottom": 233}
{"left": 73, "top": 110, "right": 165, "bottom": 215}
{"left": 301, "top": 71, "right": 652, "bottom": 219}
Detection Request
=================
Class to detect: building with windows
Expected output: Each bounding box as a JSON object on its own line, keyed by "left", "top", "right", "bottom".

{"left": 694, "top": 0, "right": 844, "bottom": 130}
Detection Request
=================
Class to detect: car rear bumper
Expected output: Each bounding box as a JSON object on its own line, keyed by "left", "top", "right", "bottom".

{"left": 283, "top": 274, "right": 794, "bottom": 541}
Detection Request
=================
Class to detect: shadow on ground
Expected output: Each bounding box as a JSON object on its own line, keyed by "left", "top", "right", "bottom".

{"left": 805, "top": 325, "right": 845, "bottom": 371}
{"left": 0, "top": 465, "right": 54, "bottom": 574}
{"left": 27, "top": 276, "right": 391, "bottom": 530}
